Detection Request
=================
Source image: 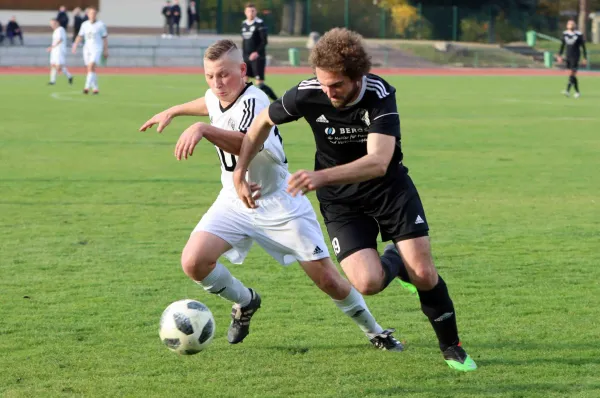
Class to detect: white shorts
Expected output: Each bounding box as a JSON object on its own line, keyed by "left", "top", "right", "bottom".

{"left": 50, "top": 50, "right": 66, "bottom": 66}
{"left": 83, "top": 48, "right": 102, "bottom": 65}
{"left": 193, "top": 189, "right": 330, "bottom": 265}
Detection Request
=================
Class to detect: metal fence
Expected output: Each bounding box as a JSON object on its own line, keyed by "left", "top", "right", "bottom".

{"left": 191, "top": 0, "right": 566, "bottom": 43}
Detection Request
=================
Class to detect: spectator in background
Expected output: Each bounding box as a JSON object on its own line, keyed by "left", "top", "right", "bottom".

{"left": 162, "top": 1, "right": 173, "bottom": 38}
{"left": 172, "top": 0, "right": 182, "bottom": 37}
{"left": 7, "top": 16, "right": 23, "bottom": 45}
{"left": 57, "top": 5, "right": 69, "bottom": 30}
{"left": 187, "top": 0, "right": 198, "bottom": 34}
{"left": 72, "top": 7, "right": 84, "bottom": 43}
{"left": 82, "top": 7, "right": 90, "bottom": 23}
{"left": 0, "top": 21, "right": 4, "bottom": 45}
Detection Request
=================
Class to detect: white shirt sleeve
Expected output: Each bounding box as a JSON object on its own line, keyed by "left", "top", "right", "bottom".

{"left": 78, "top": 22, "right": 87, "bottom": 37}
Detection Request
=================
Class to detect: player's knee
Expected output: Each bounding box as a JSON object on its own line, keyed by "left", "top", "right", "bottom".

{"left": 180, "top": 251, "right": 215, "bottom": 280}
{"left": 353, "top": 276, "right": 383, "bottom": 296}
{"left": 411, "top": 265, "right": 438, "bottom": 290}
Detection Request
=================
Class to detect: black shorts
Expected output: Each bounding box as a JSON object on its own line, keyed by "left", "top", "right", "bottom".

{"left": 566, "top": 58, "right": 579, "bottom": 71}
{"left": 320, "top": 173, "right": 429, "bottom": 262}
{"left": 244, "top": 57, "right": 266, "bottom": 80}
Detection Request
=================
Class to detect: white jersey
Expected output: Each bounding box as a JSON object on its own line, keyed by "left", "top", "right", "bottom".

{"left": 51, "top": 26, "right": 67, "bottom": 54}
{"left": 205, "top": 84, "right": 288, "bottom": 198}
{"left": 78, "top": 20, "right": 107, "bottom": 51}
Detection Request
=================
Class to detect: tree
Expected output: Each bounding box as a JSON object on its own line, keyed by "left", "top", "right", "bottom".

{"left": 280, "top": 0, "right": 293, "bottom": 35}
{"left": 578, "top": 0, "right": 589, "bottom": 38}
{"left": 293, "top": 0, "right": 305, "bottom": 35}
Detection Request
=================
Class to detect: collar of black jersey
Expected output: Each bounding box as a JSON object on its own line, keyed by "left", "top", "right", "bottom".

{"left": 219, "top": 83, "right": 253, "bottom": 113}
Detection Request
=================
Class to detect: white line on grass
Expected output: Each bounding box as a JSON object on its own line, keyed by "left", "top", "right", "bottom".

{"left": 50, "top": 91, "right": 167, "bottom": 107}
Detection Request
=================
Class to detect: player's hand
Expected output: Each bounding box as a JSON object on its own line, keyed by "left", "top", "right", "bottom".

{"left": 581, "top": 59, "right": 587, "bottom": 66}
{"left": 46, "top": 46, "right": 52, "bottom": 52}
{"left": 174, "top": 122, "right": 205, "bottom": 160}
{"left": 139, "top": 110, "right": 174, "bottom": 133}
{"left": 556, "top": 56, "right": 563, "bottom": 64}
{"left": 233, "top": 170, "right": 261, "bottom": 209}
{"left": 287, "top": 169, "right": 327, "bottom": 197}
{"left": 103, "top": 50, "right": 109, "bottom": 59}
{"left": 71, "top": 44, "right": 77, "bottom": 54}
{"left": 249, "top": 52, "right": 259, "bottom": 61}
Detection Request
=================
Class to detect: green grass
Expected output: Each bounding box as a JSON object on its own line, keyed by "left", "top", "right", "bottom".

{"left": 1, "top": 73, "right": 600, "bottom": 397}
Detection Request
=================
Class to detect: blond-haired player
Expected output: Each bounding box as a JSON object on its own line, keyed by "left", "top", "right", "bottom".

{"left": 71, "top": 7, "right": 108, "bottom": 94}
{"left": 139, "top": 40, "right": 402, "bottom": 349}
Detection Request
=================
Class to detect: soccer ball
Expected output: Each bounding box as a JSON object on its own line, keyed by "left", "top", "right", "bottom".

{"left": 159, "top": 299, "right": 215, "bottom": 355}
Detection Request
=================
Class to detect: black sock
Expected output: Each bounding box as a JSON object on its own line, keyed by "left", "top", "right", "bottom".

{"left": 258, "top": 83, "right": 278, "bottom": 100}
{"left": 573, "top": 76, "right": 579, "bottom": 93}
{"left": 380, "top": 248, "right": 410, "bottom": 289}
{"left": 567, "top": 75, "right": 575, "bottom": 92}
{"left": 418, "top": 275, "right": 459, "bottom": 351}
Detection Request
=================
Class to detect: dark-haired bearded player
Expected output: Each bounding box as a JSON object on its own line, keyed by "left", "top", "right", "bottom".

{"left": 234, "top": 28, "right": 477, "bottom": 372}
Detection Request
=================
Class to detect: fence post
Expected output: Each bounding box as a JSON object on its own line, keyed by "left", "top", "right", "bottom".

{"left": 417, "top": 3, "right": 422, "bottom": 39}
{"left": 380, "top": 7, "right": 386, "bottom": 38}
{"left": 452, "top": 6, "right": 458, "bottom": 41}
{"left": 344, "top": 0, "right": 350, "bottom": 29}
{"left": 306, "top": 0, "right": 311, "bottom": 33}
{"left": 216, "top": 0, "right": 223, "bottom": 34}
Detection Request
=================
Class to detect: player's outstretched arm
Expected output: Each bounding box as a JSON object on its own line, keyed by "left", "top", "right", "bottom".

{"left": 139, "top": 97, "right": 209, "bottom": 133}
{"left": 71, "top": 35, "right": 82, "bottom": 53}
{"left": 287, "top": 133, "right": 395, "bottom": 197}
{"left": 174, "top": 122, "right": 246, "bottom": 160}
{"left": 102, "top": 37, "right": 109, "bottom": 59}
{"left": 233, "top": 108, "right": 274, "bottom": 209}
{"left": 557, "top": 37, "right": 565, "bottom": 63}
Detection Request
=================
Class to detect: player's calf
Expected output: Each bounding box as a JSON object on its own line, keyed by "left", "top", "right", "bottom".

{"left": 182, "top": 232, "right": 257, "bottom": 343}
{"left": 300, "top": 257, "right": 402, "bottom": 350}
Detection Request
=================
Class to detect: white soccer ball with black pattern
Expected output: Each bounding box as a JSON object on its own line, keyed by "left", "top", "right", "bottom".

{"left": 159, "top": 299, "right": 215, "bottom": 355}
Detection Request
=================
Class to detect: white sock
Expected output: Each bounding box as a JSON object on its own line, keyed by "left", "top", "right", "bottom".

{"left": 85, "top": 72, "right": 92, "bottom": 89}
{"left": 50, "top": 67, "right": 57, "bottom": 83}
{"left": 333, "top": 287, "right": 384, "bottom": 336}
{"left": 197, "top": 262, "right": 252, "bottom": 307}
{"left": 90, "top": 72, "right": 98, "bottom": 90}
{"left": 61, "top": 66, "right": 72, "bottom": 79}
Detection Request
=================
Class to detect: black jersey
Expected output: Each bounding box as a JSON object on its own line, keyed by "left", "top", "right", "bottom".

{"left": 241, "top": 18, "right": 268, "bottom": 58}
{"left": 269, "top": 74, "right": 405, "bottom": 204}
{"left": 559, "top": 30, "right": 587, "bottom": 61}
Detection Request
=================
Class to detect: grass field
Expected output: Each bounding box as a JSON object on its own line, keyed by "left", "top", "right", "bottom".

{"left": 1, "top": 72, "right": 599, "bottom": 398}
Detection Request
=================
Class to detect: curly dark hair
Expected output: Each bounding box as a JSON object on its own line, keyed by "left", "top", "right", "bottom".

{"left": 309, "top": 28, "right": 372, "bottom": 80}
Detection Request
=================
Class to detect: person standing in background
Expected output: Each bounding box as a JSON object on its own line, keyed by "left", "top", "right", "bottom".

{"left": 241, "top": 3, "right": 277, "bottom": 100}
{"left": 72, "top": 7, "right": 84, "bottom": 43}
{"left": 6, "top": 16, "right": 23, "bottom": 45}
{"left": 162, "top": 1, "right": 173, "bottom": 38}
{"left": 57, "top": 5, "right": 69, "bottom": 30}
{"left": 72, "top": 7, "right": 108, "bottom": 95}
{"left": 47, "top": 18, "right": 73, "bottom": 86}
{"left": 171, "top": 0, "right": 182, "bottom": 37}
{"left": 187, "top": 0, "right": 198, "bottom": 34}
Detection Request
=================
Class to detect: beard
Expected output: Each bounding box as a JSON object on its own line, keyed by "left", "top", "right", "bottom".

{"left": 330, "top": 82, "right": 360, "bottom": 109}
